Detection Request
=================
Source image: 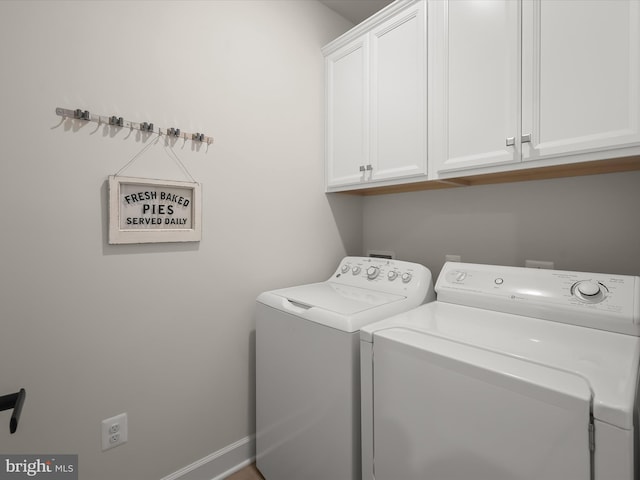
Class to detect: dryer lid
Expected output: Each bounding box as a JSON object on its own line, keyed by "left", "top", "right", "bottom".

{"left": 363, "top": 301, "right": 640, "bottom": 429}
{"left": 370, "top": 330, "right": 593, "bottom": 480}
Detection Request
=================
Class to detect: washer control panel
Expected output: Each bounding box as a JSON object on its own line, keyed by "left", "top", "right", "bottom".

{"left": 333, "top": 256, "right": 432, "bottom": 296}
{"left": 437, "top": 262, "right": 640, "bottom": 335}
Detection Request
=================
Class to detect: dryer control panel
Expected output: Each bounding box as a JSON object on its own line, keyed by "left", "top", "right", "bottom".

{"left": 436, "top": 262, "right": 640, "bottom": 335}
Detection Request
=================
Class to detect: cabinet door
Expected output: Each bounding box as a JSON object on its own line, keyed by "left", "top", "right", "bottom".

{"left": 326, "top": 39, "right": 369, "bottom": 188}
{"left": 522, "top": 0, "right": 640, "bottom": 161}
{"left": 430, "top": 0, "right": 520, "bottom": 174}
{"left": 370, "top": 1, "right": 427, "bottom": 182}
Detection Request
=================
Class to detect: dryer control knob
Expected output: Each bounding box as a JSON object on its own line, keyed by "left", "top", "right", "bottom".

{"left": 388, "top": 271, "right": 398, "bottom": 281}
{"left": 401, "top": 272, "right": 412, "bottom": 283}
{"left": 341, "top": 265, "right": 350, "bottom": 274}
{"left": 352, "top": 266, "right": 361, "bottom": 275}
{"left": 367, "top": 266, "right": 379, "bottom": 280}
{"left": 572, "top": 280, "right": 607, "bottom": 303}
{"left": 576, "top": 280, "right": 601, "bottom": 297}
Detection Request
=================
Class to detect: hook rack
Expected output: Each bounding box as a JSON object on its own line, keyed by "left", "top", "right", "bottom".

{"left": 56, "top": 107, "right": 214, "bottom": 145}
{"left": 0, "top": 388, "right": 26, "bottom": 434}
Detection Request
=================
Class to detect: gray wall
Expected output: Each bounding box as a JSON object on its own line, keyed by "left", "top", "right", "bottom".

{"left": 0, "top": 2, "right": 361, "bottom": 479}
{"left": 363, "top": 170, "right": 640, "bottom": 279}
{"left": 3, "top": 1, "right": 637, "bottom": 478}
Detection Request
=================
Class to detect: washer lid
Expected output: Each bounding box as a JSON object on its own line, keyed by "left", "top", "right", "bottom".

{"left": 362, "top": 301, "right": 640, "bottom": 429}
{"left": 268, "top": 282, "right": 404, "bottom": 315}
{"left": 257, "top": 281, "right": 408, "bottom": 332}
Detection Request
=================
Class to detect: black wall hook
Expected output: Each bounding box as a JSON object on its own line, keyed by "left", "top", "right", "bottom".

{"left": 0, "top": 389, "right": 26, "bottom": 434}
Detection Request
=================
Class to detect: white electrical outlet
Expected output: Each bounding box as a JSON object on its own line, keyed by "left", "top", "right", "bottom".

{"left": 101, "top": 413, "right": 128, "bottom": 451}
{"left": 525, "top": 260, "right": 554, "bottom": 269}
{"left": 445, "top": 254, "right": 461, "bottom": 262}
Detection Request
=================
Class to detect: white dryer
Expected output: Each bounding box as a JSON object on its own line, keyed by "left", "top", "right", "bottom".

{"left": 256, "top": 256, "right": 434, "bottom": 480}
{"left": 360, "top": 262, "right": 640, "bottom": 480}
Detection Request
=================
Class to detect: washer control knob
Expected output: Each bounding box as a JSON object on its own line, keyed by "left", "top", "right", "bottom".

{"left": 352, "top": 266, "right": 361, "bottom": 275}
{"left": 366, "top": 266, "right": 380, "bottom": 280}
{"left": 388, "top": 270, "right": 398, "bottom": 281}
{"left": 401, "top": 272, "right": 412, "bottom": 283}
{"left": 341, "top": 265, "right": 350, "bottom": 274}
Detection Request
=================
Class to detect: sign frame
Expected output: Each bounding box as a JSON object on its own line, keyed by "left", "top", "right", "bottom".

{"left": 108, "top": 175, "right": 202, "bottom": 244}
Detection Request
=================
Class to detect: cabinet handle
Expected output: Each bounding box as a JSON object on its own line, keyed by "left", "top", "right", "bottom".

{"left": 366, "top": 164, "right": 372, "bottom": 171}
{"left": 506, "top": 137, "right": 515, "bottom": 147}
{"left": 359, "top": 165, "right": 365, "bottom": 172}
{"left": 521, "top": 133, "right": 532, "bottom": 143}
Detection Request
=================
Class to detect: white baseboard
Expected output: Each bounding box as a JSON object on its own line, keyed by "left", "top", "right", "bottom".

{"left": 160, "top": 435, "right": 255, "bottom": 480}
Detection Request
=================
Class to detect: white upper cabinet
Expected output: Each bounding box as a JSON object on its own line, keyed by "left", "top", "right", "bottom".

{"left": 369, "top": 4, "right": 427, "bottom": 183}
{"left": 324, "top": 0, "right": 427, "bottom": 191}
{"left": 521, "top": 0, "right": 640, "bottom": 162}
{"left": 430, "top": 0, "right": 640, "bottom": 177}
{"left": 429, "top": 0, "right": 521, "bottom": 173}
{"left": 325, "top": 38, "right": 369, "bottom": 188}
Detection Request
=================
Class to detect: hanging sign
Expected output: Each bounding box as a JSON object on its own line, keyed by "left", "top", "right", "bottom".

{"left": 108, "top": 175, "right": 202, "bottom": 244}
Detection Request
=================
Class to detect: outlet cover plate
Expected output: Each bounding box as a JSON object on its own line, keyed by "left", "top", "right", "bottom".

{"left": 525, "top": 260, "right": 554, "bottom": 269}
{"left": 101, "top": 413, "right": 128, "bottom": 451}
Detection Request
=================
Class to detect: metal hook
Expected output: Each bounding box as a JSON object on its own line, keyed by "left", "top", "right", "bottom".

{"left": 74, "top": 109, "right": 90, "bottom": 121}
{"left": 109, "top": 116, "right": 124, "bottom": 127}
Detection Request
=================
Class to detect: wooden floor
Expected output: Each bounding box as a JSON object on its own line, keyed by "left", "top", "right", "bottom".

{"left": 225, "top": 463, "right": 265, "bottom": 480}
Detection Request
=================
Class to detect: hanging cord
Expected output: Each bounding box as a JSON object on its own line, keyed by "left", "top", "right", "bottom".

{"left": 114, "top": 134, "right": 161, "bottom": 177}
{"left": 163, "top": 141, "right": 197, "bottom": 184}
{"left": 113, "top": 134, "right": 198, "bottom": 184}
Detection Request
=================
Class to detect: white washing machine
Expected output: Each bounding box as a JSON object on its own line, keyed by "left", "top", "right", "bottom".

{"left": 256, "top": 256, "right": 435, "bottom": 480}
{"left": 360, "top": 262, "right": 640, "bottom": 480}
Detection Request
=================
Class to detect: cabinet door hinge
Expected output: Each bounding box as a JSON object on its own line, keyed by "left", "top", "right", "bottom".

{"left": 588, "top": 422, "right": 595, "bottom": 452}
